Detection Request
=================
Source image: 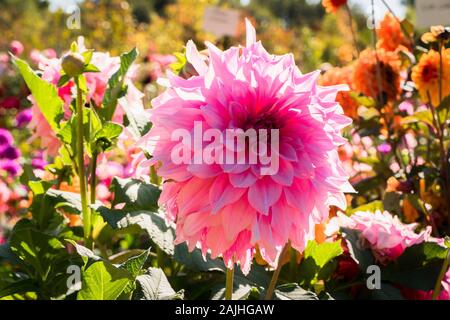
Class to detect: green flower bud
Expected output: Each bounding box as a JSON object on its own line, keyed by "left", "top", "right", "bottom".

{"left": 61, "top": 52, "right": 85, "bottom": 77}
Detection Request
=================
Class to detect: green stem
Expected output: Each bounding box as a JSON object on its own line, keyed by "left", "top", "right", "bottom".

{"left": 225, "top": 266, "right": 234, "bottom": 300}
{"left": 432, "top": 251, "right": 450, "bottom": 300}
{"left": 150, "top": 166, "right": 159, "bottom": 185}
{"left": 265, "top": 245, "right": 289, "bottom": 300}
{"left": 75, "top": 77, "right": 91, "bottom": 242}
{"left": 90, "top": 152, "right": 98, "bottom": 204}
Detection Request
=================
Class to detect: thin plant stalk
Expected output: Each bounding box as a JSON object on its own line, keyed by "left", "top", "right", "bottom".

{"left": 90, "top": 151, "right": 98, "bottom": 204}
{"left": 344, "top": 3, "right": 359, "bottom": 57}
{"left": 225, "top": 266, "right": 234, "bottom": 300}
{"left": 75, "top": 76, "right": 91, "bottom": 242}
{"left": 432, "top": 251, "right": 450, "bottom": 300}
{"left": 265, "top": 245, "right": 290, "bottom": 300}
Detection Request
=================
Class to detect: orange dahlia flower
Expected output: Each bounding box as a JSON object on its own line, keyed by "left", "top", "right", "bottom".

{"left": 320, "top": 65, "right": 359, "bottom": 118}
{"left": 376, "top": 13, "right": 410, "bottom": 52}
{"left": 322, "top": 0, "right": 347, "bottom": 13}
{"left": 353, "top": 49, "right": 402, "bottom": 103}
{"left": 412, "top": 48, "right": 450, "bottom": 106}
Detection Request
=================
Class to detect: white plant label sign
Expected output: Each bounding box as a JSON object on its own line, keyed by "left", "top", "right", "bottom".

{"left": 203, "top": 6, "right": 240, "bottom": 38}
{"left": 416, "top": 0, "right": 450, "bottom": 28}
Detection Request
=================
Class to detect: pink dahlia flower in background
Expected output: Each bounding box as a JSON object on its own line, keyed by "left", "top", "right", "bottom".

{"left": 137, "top": 20, "right": 354, "bottom": 274}
{"left": 325, "top": 210, "right": 432, "bottom": 262}
{"left": 325, "top": 210, "right": 449, "bottom": 300}
{"left": 28, "top": 37, "right": 143, "bottom": 157}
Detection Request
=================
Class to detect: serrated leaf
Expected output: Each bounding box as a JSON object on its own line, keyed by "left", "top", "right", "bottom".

{"left": 110, "top": 177, "right": 161, "bottom": 211}
{"left": 382, "top": 242, "right": 447, "bottom": 291}
{"left": 100, "top": 48, "right": 138, "bottom": 121}
{"left": 274, "top": 283, "right": 319, "bottom": 300}
{"left": 46, "top": 189, "right": 103, "bottom": 215}
{"left": 341, "top": 228, "right": 374, "bottom": 272}
{"left": 10, "top": 227, "right": 66, "bottom": 281}
{"left": 120, "top": 96, "right": 151, "bottom": 138}
{"left": 0, "top": 279, "right": 38, "bottom": 299}
{"left": 304, "top": 240, "right": 343, "bottom": 268}
{"left": 133, "top": 267, "right": 182, "bottom": 300}
{"left": 77, "top": 260, "right": 133, "bottom": 300}
{"left": 96, "top": 207, "right": 175, "bottom": 255}
{"left": 119, "top": 250, "right": 149, "bottom": 278}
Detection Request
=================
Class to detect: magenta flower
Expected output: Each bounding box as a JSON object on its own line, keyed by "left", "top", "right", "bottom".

{"left": 377, "top": 142, "right": 392, "bottom": 154}
{"left": 15, "top": 109, "right": 33, "bottom": 128}
{"left": 138, "top": 20, "right": 353, "bottom": 273}
{"left": 0, "top": 129, "right": 13, "bottom": 147}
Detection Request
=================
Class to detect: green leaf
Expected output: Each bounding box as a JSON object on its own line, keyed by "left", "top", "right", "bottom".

{"left": 77, "top": 260, "right": 133, "bottom": 300}
{"left": 211, "top": 281, "right": 254, "bottom": 300}
{"left": 304, "top": 240, "right": 343, "bottom": 268}
{"left": 347, "top": 201, "right": 384, "bottom": 215}
{"left": 400, "top": 19, "right": 414, "bottom": 37}
{"left": 0, "top": 279, "right": 38, "bottom": 299}
{"left": 350, "top": 92, "right": 375, "bottom": 108}
{"left": 29, "top": 180, "right": 53, "bottom": 196}
{"left": 100, "top": 48, "right": 138, "bottom": 121}
{"left": 10, "top": 227, "right": 66, "bottom": 281}
{"left": 12, "top": 56, "right": 64, "bottom": 132}
{"left": 341, "top": 228, "right": 374, "bottom": 272}
{"left": 92, "top": 122, "right": 123, "bottom": 153}
{"left": 83, "top": 64, "right": 100, "bottom": 73}
{"left": 57, "top": 74, "right": 71, "bottom": 87}
{"left": 96, "top": 207, "right": 175, "bottom": 255}
{"left": 173, "top": 243, "right": 225, "bottom": 272}
{"left": 401, "top": 110, "right": 434, "bottom": 127}
{"left": 298, "top": 240, "right": 343, "bottom": 287}
{"left": 66, "top": 240, "right": 103, "bottom": 266}
{"left": 382, "top": 242, "right": 448, "bottom": 291}
{"left": 119, "top": 250, "right": 149, "bottom": 278}
{"left": 133, "top": 267, "right": 182, "bottom": 300}
{"left": 371, "top": 283, "right": 405, "bottom": 300}
{"left": 274, "top": 283, "right": 319, "bottom": 300}
{"left": 110, "top": 177, "right": 161, "bottom": 211}
{"left": 383, "top": 192, "right": 402, "bottom": 216}
{"left": 121, "top": 97, "right": 151, "bottom": 138}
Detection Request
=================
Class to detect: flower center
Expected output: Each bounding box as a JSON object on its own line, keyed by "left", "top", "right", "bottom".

{"left": 421, "top": 63, "right": 439, "bottom": 83}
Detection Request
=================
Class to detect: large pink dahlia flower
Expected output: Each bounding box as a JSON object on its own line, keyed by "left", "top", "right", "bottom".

{"left": 139, "top": 20, "right": 354, "bottom": 274}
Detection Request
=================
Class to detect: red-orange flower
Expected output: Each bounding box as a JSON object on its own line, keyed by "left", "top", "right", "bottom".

{"left": 353, "top": 49, "right": 402, "bottom": 103}
{"left": 322, "top": 0, "right": 347, "bottom": 13}
{"left": 320, "top": 65, "right": 358, "bottom": 118}
{"left": 376, "top": 13, "right": 410, "bottom": 52}
{"left": 412, "top": 48, "right": 450, "bottom": 106}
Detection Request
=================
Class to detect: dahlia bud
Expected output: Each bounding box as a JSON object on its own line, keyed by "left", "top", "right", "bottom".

{"left": 61, "top": 52, "right": 85, "bottom": 77}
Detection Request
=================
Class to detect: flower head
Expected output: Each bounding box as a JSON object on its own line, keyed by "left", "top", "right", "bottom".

{"left": 10, "top": 40, "right": 24, "bottom": 56}
{"left": 138, "top": 20, "right": 353, "bottom": 273}
{"left": 0, "top": 129, "right": 13, "bottom": 148}
{"left": 421, "top": 25, "right": 450, "bottom": 44}
{"left": 376, "top": 13, "right": 410, "bottom": 52}
{"left": 15, "top": 109, "right": 32, "bottom": 128}
{"left": 412, "top": 48, "right": 450, "bottom": 106}
{"left": 322, "top": 0, "right": 348, "bottom": 13}
{"left": 326, "top": 210, "right": 432, "bottom": 262}
{"left": 353, "top": 49, "right": 402, "bottom": 103}
{"left": 319, "top": 65, "right": 358, "bottom": 118}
